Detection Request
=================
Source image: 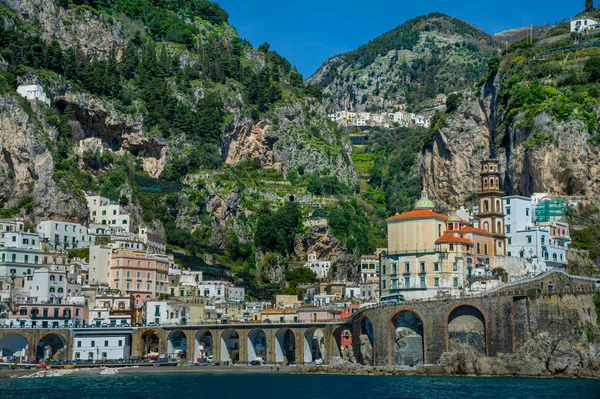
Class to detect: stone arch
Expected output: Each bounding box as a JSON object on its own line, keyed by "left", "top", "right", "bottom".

{"left": 247, "top": 328, "right": 267, "bottom": 363}
{"left": 141, "top": 329, "right": 160, "bottom": 358}
{"left": 497, "top": 220, "right": 502, "bottom": 234}
{"left": 167, "top": 330, "right": 187, "bottom": 359}
{"left": 483, "top": 178, "right": 488, "bottom": 189}
{"left": 483, "top": 199, "right": 489, "bottom": 212}
{"left": 446, "top": 304, "right": 487, "bottom": 355}
{"left": 388, "top": 308, "right": 425, "bottom": 367}
{"left": 194, "top": 329, "right": 213, "bottom": 362}
{"left": 220, "top": 329, "right": 240, "bottom": 364}
{"left": 36, "top": 333, "right": 67, "bottom": 362}
{"left": 303, "top": 327, "right": 324, "bottom": 364}
{"left": 496, "top": 199, "right": 501, "bottom": 212}
{"left": 0, "top": 333, "right": 30, "bottom": 362}
{"left": 483, "top": 221, "right": 489, "bottom": 232}
{"left": 275, "top": 328, "right": 296, "bottom": 365}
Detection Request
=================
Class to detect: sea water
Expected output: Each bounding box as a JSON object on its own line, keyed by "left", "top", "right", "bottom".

{"left": 2, "top": 373, "right": 600, "bottom": 399}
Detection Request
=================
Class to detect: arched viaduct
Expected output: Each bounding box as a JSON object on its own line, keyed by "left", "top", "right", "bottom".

{"left": 1, "top": 271, "right": 596, "bottom": 366}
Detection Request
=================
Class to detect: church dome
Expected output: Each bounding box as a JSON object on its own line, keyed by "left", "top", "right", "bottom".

{"left": 447, "top": 214, "right": 461, "bottom": 222}
{"left": 414, "top": 190, "right": 435, "bottom": 210}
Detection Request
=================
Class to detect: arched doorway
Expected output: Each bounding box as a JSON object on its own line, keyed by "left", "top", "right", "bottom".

{"left": 141, "top": 330, "right": 160, "bottom": 359}
{"left": 390, "top": 310, "right": 424, "bottom": 367}
{"left": 167, "top": 330, "right": 187, "bottom": 360}
{"left": 0, "top": 333, "right": 29, "bottom": 362}
{"left": 447, "top": 305, "right": 486, "bottom": 354}
{"left": 194, "top": 330, "right": 213, "bottom": 362}
{"left": 303, "top": 328, "right": 324, "bottom": 363}
{"left": 359, "top": 316, "right": 374, "bottom": 365}
{"left": 247, "top": 329, "right": 267, "bottom": 363}
{"left": 36, "top": 334, "right": 67, "bottom": 363}
{"left": 275, "top": 328, "right": 296, "bottom": 365}
{"left": 220, "top": 329, "right": 239, "bottom": 364}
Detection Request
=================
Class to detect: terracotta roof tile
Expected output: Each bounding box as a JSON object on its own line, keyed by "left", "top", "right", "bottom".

{"left": 386, "top": 209, "right": 448, "bottom": 222}
{"left": 435, "top": 233, "right": 473, "bottom": 245}
{"left": 461, "top": 226, "right": 493, "bottom": 236}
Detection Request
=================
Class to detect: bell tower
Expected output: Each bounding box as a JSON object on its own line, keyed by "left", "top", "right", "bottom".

{"left": 477, "top": 156, "right": 506, "bottom": 256}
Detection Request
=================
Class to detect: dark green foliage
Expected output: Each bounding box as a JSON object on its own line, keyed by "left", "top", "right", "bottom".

{"left": 343, "top": 12, "right": 492, "bottom": 69}
{"left": 586, "top": 0, "right": 594, "bottom": 12}
{"left": 255, "top": 202, "right": 301, "bottom": 255}
{"left": 585, "top": 56, "right": 600, "bottom": 83}
{"left": 445, "top": 93, "right": 462, "bottom": 112}
{"left": 0, "top": 196, "right": 35, "bottom": 218}
{"left": 282, "top": 267, "right": 317, "bottom": 295}
{"left": 68, "top": 247, "right": 90, "bottom": 261}
{"left": 327, "top": 198, "right": 374, "bottom": 254}
{"left": 306, "top": 174, "right": 350, "bottom": 196}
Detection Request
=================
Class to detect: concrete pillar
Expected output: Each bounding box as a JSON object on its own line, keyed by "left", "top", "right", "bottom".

{"left": 294, "top": 328, "right": 303, "bottom": 364}
{"left": 186, "top": 330, "right": 197, "bottom": 361}
{"left": 266, "top": 329, "right": 276, "bottom": 365}
{"left": 213, "top": 329, "right": 222, "bottom": 363}
{"left": 238, "top": 328, "right": 247, "bottom": 364}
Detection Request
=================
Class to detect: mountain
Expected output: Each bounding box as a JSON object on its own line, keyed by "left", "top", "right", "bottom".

{"left": 0, "top": 0, "right": 386, "bottom": 297}
{"left": 307, "top": 13, "right": 498, "bottom": 113}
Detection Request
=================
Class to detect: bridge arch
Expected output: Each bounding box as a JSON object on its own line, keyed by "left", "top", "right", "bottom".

{"left": 0, "top": 333, "right": 30, "bottom": 362}
{"left": 194, "top": 329, "right": 213, "bottom": 362}
{"left": 446, "top": 303, "right": 488, "bottom": 355}
{"left": 358, "top": 316, "right": 374, "bottom": 365}
{"left": 167, "top": 330, "right": 187, "bottom": 359}
{"left": 303, "top": 327, "right": 324, "bottom": 364}
{"left": 275, "top": 328, "right": 296, "bottom": 365}
{"left": 140, "top": 329, "right": 160, "bottom": 358}
{"left": 36, "top": 333, "right": 68, "bottom": 362}
{"left": 220, "top": 328, "right": 240, "bottom": 364}
{"left": 388, "top": 308, "right": 425, "bottom": 367}
{"left": 247, "top": 328, "right": 267, "bottom": 363}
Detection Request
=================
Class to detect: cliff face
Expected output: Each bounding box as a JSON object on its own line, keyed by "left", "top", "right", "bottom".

{"left": 4, "top": 0, "right": 128, "bottom": 60}
{"left": 0, "top": 95, "right": 88, "bottom": 222}
{"left": 419, "top": 72, "right": 600, "bottom": 207}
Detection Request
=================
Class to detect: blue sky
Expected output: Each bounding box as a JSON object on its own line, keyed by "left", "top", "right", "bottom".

{"left": 217, "top": 0, "right": 586, "bottom": 77}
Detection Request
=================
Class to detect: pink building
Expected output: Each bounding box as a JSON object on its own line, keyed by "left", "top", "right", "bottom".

{"left": 4, "top": 303, "right": 88, "bottom": 328}
{"left": 109, "top": 250, "right": 169, "bottom": 306}
{"left": 339, "top": 303, "right": 360, "bottom": 321}
{"left": 297, "top": 307, "right": 336, "bottom": 323}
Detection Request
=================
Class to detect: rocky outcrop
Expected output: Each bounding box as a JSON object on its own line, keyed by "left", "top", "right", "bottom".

{"left": 294, "top": 225, "right": 347, "bottom": 264}
{"left": 223, "top": 120, "right": 281, "bottom": 169}
{"left": 3, "top": 0, "right": 128, "bottom": 60}
{"left": 0, "top": 95, "right": 87, "bottom": 222}
{"left": 420, "top": 73, "right": 600, "bottom": 207}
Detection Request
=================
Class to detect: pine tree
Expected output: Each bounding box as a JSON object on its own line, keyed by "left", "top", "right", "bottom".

{"left": 586, "top": 0, "right": 594, "bottom": 11}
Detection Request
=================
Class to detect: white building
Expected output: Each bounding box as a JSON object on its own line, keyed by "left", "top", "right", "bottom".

{"left": 0, "top": 232, "right": 44, "bottom": 287}
{"left": 145, "top": 300, "right": 189, "bottom": 326}
{"left": 86, "top": 195, "right": 132, "bottom": 233}
{"left": 37, "top": 220, "right": 94, "bottom": 251}
{"left": 16, "top": 85, "right": 50, "bottom": 105}
{"left": 24, "top": 268, "right": 68, "bottom": 303}
{"left": 72, "top": 329, "right": 132, "bottom": 361}
{"left": 0, "top": 218, "right": 25, "bottom": 233}
{"left": 353, "top": 118, "right": 367, "bottom": 127}
{"left": 343, "top": 286, "right": 360, "bottom": 299}
{"left": 305, "top": 260, "right": 331, "bottom": 279}
{"left": 571, "top": 17, "right": 600, "bottom": 33}
{"left": 197, "top": 281, "right": 229, "bottom": 299}
{"left": 504, "top": 195, "right": 570, "bottom": 270}
{"left": 88, "top": 245, "right": 112, "bottom": 286}
{"left": 226, "top": 286, "right": 245, "bottom": 302}
{"left": 138, "top": 226, "right": 167, "bottom": 255}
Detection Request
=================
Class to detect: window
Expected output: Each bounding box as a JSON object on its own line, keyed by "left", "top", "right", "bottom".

{"left": 506, "top": 225, "right": 510, "bottom": 234}
{"left": 102, "top": 210, "right": 106, "bottom": 216}
{"left": 113, "top": 210, "right": 117, "bottom": 215}
{"left": 91, "top": 341, "right": 95, "bottom": 347}
{"left": 404, "top": 262, "right": 410, "bottom": 273}
{"left": 527, "top": 236, "right": 532, "bottom": 244}
{"left": 11, "top": 254, "right": 15, "bottom": 262}
{"left": 433, "top": 262, "right": 439, "bottom": 271}
{"left": 404, "top": 277, "right": 410, "bottom": 288}
{"left": 382, "top": 264, "right": 386, "bottom": 275}
{"left": 453, "top": 263, "right": 458, "bottom": 271}
{"left": 155, "top": 305, "right": 160, "bottom": 316}
{"left": 508, "top": 238, "right": 512, "bottom": 245}
{"left": 449, "top": 244, "right": 454, "bottom": 251}
{"left": 105, "top": 340, "right": 109, "bottom": 347}
{"left": 391, "top": 263, "right": 397, "bottom": 274}
{"left": 123, "top": 220, "right": 128, "bottom": 224}
{"left": 506, "top": 207, "right": 511, "bottom": 215}
{"left": 24, "top": 255, "right": 28, "bottom": 263}
{"left": 541, "top": 236, "right": 545, "bottom": 245}
{"left": 526, "top": 208, "right": 529, "bottom": 217}
{"left": 11, "top": 236, "right": 15, "bottom": 242}
{"left": 484, "top": 244, "right": 488, "bottom": 255}
{"left": 118, "top": 340, "right": 123, "bottom": 347}
{"left": 382, "top": 280, "right": 386, "bottom": 289}
{"left": 420, "top": 277, "right": 426, "bottom": 288}
{"left": 506, "top": 199, "right": 510, "bottom": 205}
{"left": 419, "top": 262, "right": 425, "bottom": 273}
{"left": 453, "top": 277, "right": 459, "bottom": 287}
{"left": 434, "top": 278, "right": 439, "bottom": 287}
{"left": 77, "top": 341, "right": 81, "bottom": 348}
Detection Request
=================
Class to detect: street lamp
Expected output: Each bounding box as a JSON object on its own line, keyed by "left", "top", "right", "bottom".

{"left": 378, "top": 250, "right": 387, "bottom": 306}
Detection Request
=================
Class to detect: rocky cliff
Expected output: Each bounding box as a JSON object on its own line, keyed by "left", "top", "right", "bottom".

{"left": 0, "top": 95, "right": 88, "bottom": 222}
{"left": 420, "top": 45, "right": 600, "bottom": 207}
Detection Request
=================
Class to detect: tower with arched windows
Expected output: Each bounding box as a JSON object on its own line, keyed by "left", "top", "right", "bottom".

{"left": 477, "top": 156, "right": 506, "bottom": 256}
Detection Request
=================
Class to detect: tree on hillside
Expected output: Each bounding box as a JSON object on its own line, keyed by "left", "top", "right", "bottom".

{"left": 584, "top": 56, "right": 600, "bottom": 82}
{"left": 586, "top": 0, "right": 594, "bottom": 11}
